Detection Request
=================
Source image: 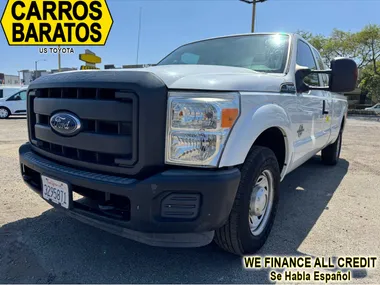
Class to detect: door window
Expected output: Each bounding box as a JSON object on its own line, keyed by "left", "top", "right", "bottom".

{"left": 296, "top": 40, "right": 320, "bottom": 87}
{"left": 313, "top": 49, "right": 329, "bottom": 87}
{"left": 19, "top": 91, "right": 27, "bottom": 100}
{"left": 7, "top": 93, "right": 21, "bottom": 101}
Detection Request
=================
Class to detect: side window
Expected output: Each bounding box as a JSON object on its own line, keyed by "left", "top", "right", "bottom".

{"left": 19, "top": 91, "right": 27, "bottom": 100}
{"left": 296, "top": 40, "right": 320, "bottom": 87}
{"left": 7, "top": 93, "right": 21, "bottom": 101}
{"left": 313, "top": 49, "right": 329, "bottom": 87}
{"left": 0, "top": 90, "right": 3, "bottom": 99}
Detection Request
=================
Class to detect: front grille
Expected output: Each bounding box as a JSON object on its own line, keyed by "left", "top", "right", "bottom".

{"left": 26, "top": 70, "right": 168, "bottom": 178}
{"left": 28, "top": 88, "right": 138, "bottom": 169}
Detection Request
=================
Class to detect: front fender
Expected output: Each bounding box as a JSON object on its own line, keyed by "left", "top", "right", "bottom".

{"left": 219, "top": 101, "right": 294, "bottom": 174}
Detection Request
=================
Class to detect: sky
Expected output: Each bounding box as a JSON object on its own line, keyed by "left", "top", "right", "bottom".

{"left": 0, "top": 0, "right": 379, "bottom": 75}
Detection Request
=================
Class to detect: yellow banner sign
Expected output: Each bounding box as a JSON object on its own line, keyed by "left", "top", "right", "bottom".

{"left": 0, "top": 0, "right": 113, "bottom": 46}
{"left": 79, "top": 53, "right": 101, "bottom": 64}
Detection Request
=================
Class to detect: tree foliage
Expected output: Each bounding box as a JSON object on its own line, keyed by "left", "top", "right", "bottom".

{"left": 297, "top": 25, "right": 380, "bottom": 102}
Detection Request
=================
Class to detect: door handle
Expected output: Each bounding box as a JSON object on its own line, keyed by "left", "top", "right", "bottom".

{"left": 322, "top": 100, "right": 329, "bottom": 115}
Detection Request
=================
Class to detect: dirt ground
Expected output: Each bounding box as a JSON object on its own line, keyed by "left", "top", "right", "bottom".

{"left": 0, "top": 116, "right": 379, "bottom": 284}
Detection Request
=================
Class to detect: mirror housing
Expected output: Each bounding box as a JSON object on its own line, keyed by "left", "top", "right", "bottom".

{"left": 295, "top": 57, "right": 358, "bottom": 93}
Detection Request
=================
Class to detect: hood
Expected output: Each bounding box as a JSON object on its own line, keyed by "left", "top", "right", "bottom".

{"left": 142, "top": 65, "right": 287, "bottom": 92}
{"left": 45, "top": 65, "right": 288, "bottom": 93}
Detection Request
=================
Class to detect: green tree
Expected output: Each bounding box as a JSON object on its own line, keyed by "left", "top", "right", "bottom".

{"left": 297, "top": 25, "right": 380, "bottom": 102}
{"left": 358, "top": 25, "right": 380, "bottom": 74}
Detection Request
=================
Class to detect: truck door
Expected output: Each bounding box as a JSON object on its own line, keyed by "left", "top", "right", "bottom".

{"left": 293, "top": 40, "right": 330, "bottom": 164}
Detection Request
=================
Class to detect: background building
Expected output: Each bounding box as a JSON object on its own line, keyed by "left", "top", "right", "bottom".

{"left": 20, "top": 68, "right": 78, "bottom": 84}
{"left": 0, "top": 73, "right": 20, "bottom": 86}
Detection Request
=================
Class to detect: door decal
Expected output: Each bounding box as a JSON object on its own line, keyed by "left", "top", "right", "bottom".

{"left": 297, "top": 125, "right": 305, "bottom": 138}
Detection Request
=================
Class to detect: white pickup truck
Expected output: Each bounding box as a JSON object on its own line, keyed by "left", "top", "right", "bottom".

{"left": 19, "top": 33, "right": 357, "bottom": 255}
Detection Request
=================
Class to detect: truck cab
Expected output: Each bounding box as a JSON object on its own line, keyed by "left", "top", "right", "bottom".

{"left": 19, "top": 33, "right": 357, "bottom": 255}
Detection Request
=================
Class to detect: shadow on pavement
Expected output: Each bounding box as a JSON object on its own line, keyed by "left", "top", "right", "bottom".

{"left": 0, "top": 156, "right": 358, "bottom": 284}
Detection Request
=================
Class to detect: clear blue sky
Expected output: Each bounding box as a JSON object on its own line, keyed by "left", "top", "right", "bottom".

{"left": 0, "top": 0, "right": 379, "bottom": 75}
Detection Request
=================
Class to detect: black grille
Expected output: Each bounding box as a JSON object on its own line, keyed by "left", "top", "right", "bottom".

{"left": 26, "top": 70, "right": 168, "bottom": 178}
{"left": 28, "top": 88, "right": 138, "bottom": 169}
{"left": 37, "top": 87, "right": 119, "bottom": 100}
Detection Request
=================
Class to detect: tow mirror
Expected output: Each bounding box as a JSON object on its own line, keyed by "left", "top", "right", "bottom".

{"left": 295, "top": 57, "right": 358, "bottom": 93}
{"left": 329, "top": 58, "right": 358, "bottom": 92}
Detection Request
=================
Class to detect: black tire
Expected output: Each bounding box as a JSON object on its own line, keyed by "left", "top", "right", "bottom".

{"left": 214, "top": 146, "right": 280, "bottom": 255}
{"left": 321, "top": 131, "right": 342, "bottom": 166}
{"left": 0, "top": 107, "right": 10, "bottom": 119}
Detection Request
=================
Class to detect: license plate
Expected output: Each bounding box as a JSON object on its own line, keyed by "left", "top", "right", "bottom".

{"left": 41, "top": 175, "right": 70, "bottom": 209}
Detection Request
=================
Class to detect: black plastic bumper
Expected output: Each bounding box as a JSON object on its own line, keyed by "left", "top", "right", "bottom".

{"left": 19, "top": 143, "right": 241, "bottom": 247}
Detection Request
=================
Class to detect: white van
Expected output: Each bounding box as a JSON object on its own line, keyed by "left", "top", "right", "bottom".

{"left": 0, "top": 87, "right": 28, "bottom": 118}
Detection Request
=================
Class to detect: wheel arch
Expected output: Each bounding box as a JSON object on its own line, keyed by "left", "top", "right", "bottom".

{"left": 219, "top": 103, "right": 294, "bottom": 179}
{"left": 250, "top": 126, "right": 290, "bottom": 178}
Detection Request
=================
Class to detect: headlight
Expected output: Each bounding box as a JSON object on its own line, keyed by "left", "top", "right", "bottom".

{"left": 165, "top": 92, "right": 240, "bottom": 167}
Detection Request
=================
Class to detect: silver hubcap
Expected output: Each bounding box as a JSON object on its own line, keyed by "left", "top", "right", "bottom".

{"left": 0, "top": 109, "right": 8, "bottom": 118}
{"left": 249, "top": 170, "right": 274, "bottom": 236}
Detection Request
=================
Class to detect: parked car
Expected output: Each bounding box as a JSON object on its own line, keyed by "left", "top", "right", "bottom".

{"left": 365, "top": 103, "right": 380, "bottom": 113}
{"left": 0, "top": 87, "right": 28, "bottom": 119}
{"left": 19, "top": 33, "right": 357, "bottom": 255}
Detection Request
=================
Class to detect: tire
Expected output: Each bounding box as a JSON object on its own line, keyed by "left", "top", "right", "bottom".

{"left": 0, "top": 107, "right": 10, "bottom": 119}
{"left": 214, "top": 146, "right": 280, "bottom": 255}
{"left": 321, "top": 131, "right": 342, "bottom": 166}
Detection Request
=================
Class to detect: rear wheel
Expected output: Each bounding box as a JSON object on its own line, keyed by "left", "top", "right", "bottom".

{"left": 0, "top": 107, "right": 10, "bottom": 119}
{"left": 321, "top": 131, "right": 342, "bottom": 166}
{"left": 214, "top": 146, "right": 280, "bottom": 255}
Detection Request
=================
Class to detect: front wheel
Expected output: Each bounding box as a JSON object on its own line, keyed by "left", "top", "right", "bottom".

{"left": 214, "top": 146, "right": 280, "bottom": 255}
{"left": 0, "top": 107, "right": 10, "bottom": 119}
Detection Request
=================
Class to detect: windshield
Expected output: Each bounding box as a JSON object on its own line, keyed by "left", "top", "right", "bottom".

{"left": 158, "top": 34, "right": 290, "bottom": 73}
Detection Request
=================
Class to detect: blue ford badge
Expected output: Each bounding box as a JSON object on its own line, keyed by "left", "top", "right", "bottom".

{"left": 50, "top": 113, "right": 81, "bottom": 136}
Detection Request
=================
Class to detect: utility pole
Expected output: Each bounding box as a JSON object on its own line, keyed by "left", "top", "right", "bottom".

{"left": 239, "top": 0, "right": 268, "bottom": 33}
{"left": 34, "top": 59, "right": 46, "bottom": 80}
{"left": 136, "top": 7, "right": 142, "bottom": 65}
{"left": 58, "top": 45, "right": 61, "bottom": 72}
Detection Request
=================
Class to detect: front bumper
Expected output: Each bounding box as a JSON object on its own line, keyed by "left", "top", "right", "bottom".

{"left": 19, "top": 143, "right": 241, "bottom": 247}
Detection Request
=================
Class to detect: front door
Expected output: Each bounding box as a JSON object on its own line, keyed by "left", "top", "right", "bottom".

{"left": 5, "top": 90, "right": 27, "bottom": 114}
{"left": 293, "top": 40, "right": 331, "bottom": 165}
{"left": 16, "top": 90, "right": 27, "bottom": 113}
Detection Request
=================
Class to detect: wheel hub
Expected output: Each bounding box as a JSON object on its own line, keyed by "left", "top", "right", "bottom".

{"left": 248, "top": 170, "right": 274, "bottom": 236}
{"left": 0, "top": 109, "right": 8, "bottom": 118}
{"left": 250, "top": 187, "right": 267, "bottom": 216}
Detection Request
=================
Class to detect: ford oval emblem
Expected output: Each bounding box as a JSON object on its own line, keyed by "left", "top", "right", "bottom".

{"left": 50, "top": 113, "right": 82, "bottom": 136}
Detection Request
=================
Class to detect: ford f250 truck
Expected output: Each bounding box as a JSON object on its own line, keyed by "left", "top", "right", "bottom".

{"left": 19, "top": 33, "right": 358, "bottom": 255}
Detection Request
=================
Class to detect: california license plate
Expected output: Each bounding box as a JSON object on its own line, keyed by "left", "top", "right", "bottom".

{"left": 41, "top": 175, "right": 70, "bottom": 209}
